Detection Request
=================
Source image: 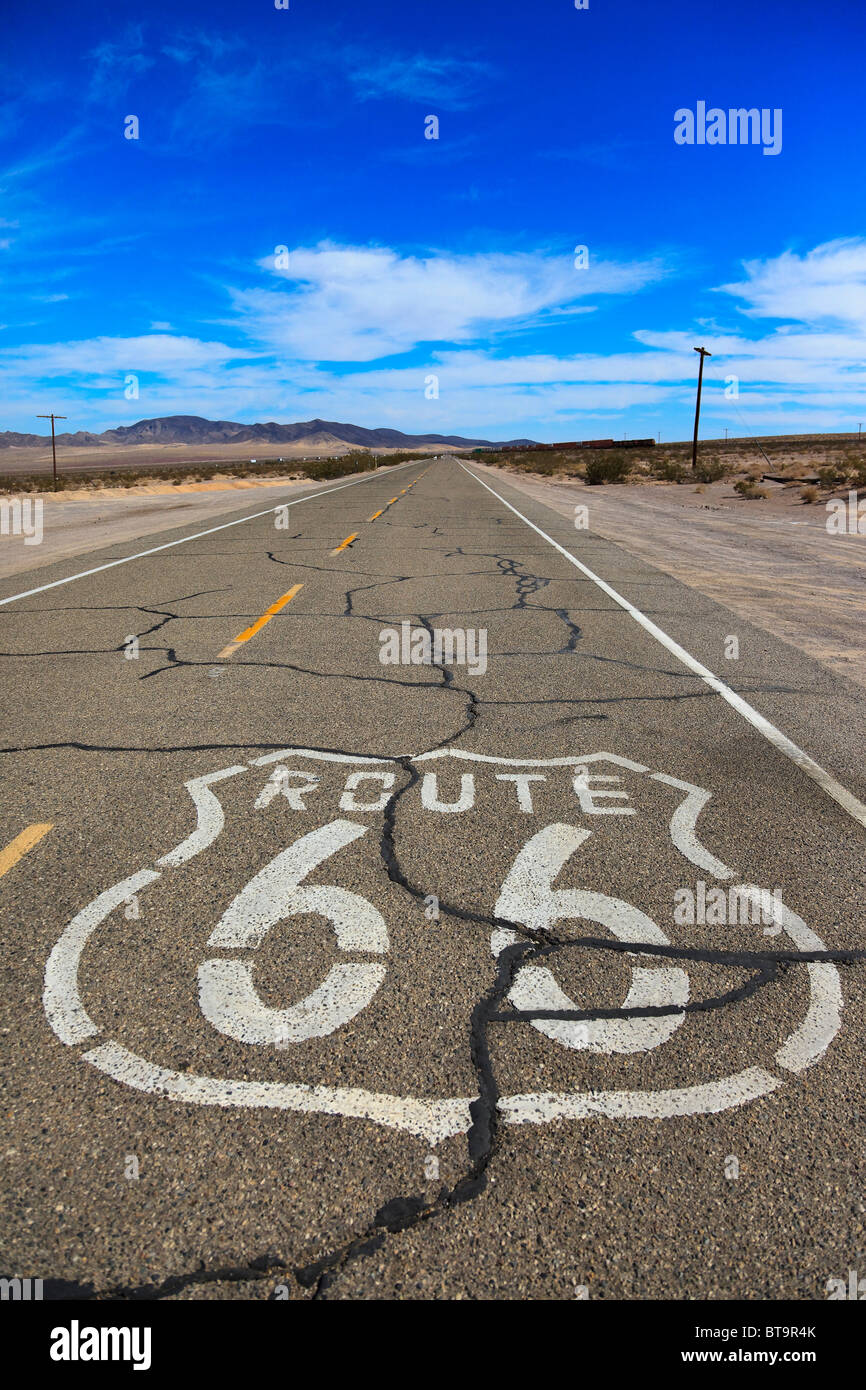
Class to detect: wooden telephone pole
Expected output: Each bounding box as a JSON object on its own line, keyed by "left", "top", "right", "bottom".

{"left": 36, "top": 413, "right": 67, "bottom": 491}
{"left": 691, "top": 347, "right": 711, "bottom": 470}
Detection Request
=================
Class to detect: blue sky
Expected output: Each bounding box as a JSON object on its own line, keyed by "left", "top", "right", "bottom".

{"left": 1, "top": 0, "right": 864, "bottom": 442}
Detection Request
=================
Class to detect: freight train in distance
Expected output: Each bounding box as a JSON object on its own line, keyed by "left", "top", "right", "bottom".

{"left": 520, "top": 438, "right": 656, "bottom": 451}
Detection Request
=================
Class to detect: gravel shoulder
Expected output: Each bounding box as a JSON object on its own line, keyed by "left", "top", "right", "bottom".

{"left": 475, "top": 463, "right": 866, "bottom": 690}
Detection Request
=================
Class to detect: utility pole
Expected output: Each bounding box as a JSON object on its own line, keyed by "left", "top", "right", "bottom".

{"left": 691, "top": 347, "right": 711, "bottom": 470}
{"left": 37, "top": 413, "right": 67, "bottom": 491}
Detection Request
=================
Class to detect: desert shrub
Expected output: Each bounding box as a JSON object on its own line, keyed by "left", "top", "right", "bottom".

{"left": 493, "top": 449, "right": 568, "bottom": 475}
{"left": 496, "top": 450, "right": 567, "bottom": 475}
{"left": 818, "top": 465, "right": 846, "bottom": 488}
{"left": 300, "top": 452, "right": 375, "bottom": 481}
{"left": 584, "top": 452, "right": 632, "bottom": 485}
{"left": 734, "top": 478, "right": 768, "bottom": 499}
{"left": 373, "top": 451, "right": 429, "bottom": 466}
{"left": 533, "top": 453, "right": 568, "bottom": 475}
{"left": 800, "top": 485, "right": 818, "bottom": 503}
{"left": 694, "top": 458, "right": 730, "bottom": 483}
{"left": 0, "top": 450, "right": 382, "bottom": 494}
{"left": 653, "top": 459, "right": 687, "bottom": 483}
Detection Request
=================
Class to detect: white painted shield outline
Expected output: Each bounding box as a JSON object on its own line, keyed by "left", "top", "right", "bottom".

{"left": 42, "top": 747, "right": 843, "bottom": 1147}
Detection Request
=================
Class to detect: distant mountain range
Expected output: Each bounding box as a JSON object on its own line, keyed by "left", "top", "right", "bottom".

{"left": 0, "top": 415, "right": 535, "bottom": 450}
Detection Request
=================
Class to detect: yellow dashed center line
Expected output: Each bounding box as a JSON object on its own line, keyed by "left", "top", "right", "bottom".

{"left": 218, "top": 467, "right": 432, "bottom": 659}
{"left": 218, "top": 583, "right": 304, "bottom": 658}
{"left": 329, "top": 532, "right": 359, "bottom": 557}
{"left": 367, "top": 470, "right": 428, "bottom": 522}
{"left": 0, "top": 823, "right": 53, "bottom": 880}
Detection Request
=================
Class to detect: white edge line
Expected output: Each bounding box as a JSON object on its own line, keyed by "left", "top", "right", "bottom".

{"left": 460, "top": 463, "right": 866, "bottom": 832}
{"left": 0, "top": 458, "right": 421, "bottom": 608}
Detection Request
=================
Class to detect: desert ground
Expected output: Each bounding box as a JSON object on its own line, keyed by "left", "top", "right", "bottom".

{"left": 0, "top": 438, "right": 467, "bottom": 480}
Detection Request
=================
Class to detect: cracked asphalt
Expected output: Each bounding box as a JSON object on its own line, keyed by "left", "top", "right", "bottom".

{"left": 1, "top": 455, "right": 865, "bottom": 1301}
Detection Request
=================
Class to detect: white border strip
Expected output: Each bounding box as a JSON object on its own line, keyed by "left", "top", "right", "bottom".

{"left": 460, "top": 463, "right": 866, "bottom": 831}
{"left": 83, "top": 1040, "right": 473, "bottom": 1146}
{"left": 156, "top": 766, "right": 247, "bottom": 868}
{"left": 499, "top": 1066, "right": 783, "bottom": 1125}
{"left": 43, "top": 868, "right": 161, "bottom": 1044}
{"left": 0, "top": 459, "right": 421, "bottom": 608}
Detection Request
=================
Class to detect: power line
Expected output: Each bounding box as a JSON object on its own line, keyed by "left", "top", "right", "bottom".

{"left": 691, "top": 347, "right": 711, "bottom": 470}
{"left": 36, "top": 413, "right": 67, "bottom": 491}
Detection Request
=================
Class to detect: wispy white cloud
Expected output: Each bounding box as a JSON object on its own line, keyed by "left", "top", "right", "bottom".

{"left": 0, "top": 333, "right": 255, "bottom": 379}
{"left": 160, "top": 34, "right": 493, "bottom": 141}
{"left": 0, "top": 125, "right": 91, "bottom": 186}
{"left": 2, "top": 240, "right": 865, "bottom": 439}
{"left": 234, "top": 243, "right": 669, "bottom": 360}
{"left": 347, "top": 53, "right": 493, "bottom": 106}
{"left": 631, "top": 239, "right": 866, "bottom": 417}
{"left": 716, "top": 238, "right": 866, "bottom": 328}
{"left": 88, "top": 25, "right": 155, "bottom": 104}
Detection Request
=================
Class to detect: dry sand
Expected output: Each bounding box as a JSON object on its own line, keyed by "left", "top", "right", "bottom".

{"left": 474, "top": 462, "right": 866, "bottom": 690}
{"left": 0, "top": 439, "right": 465, "bottom": 475}
{"left": 0, "top": 472, "right": 360, "bottom": 583}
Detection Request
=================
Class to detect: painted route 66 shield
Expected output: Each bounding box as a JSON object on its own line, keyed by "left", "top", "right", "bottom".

{"left": 43, "top": 745, "right": 842, "bottom": 1146}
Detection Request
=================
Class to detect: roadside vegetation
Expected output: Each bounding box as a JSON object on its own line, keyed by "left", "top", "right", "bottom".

{"left": 0, "top": 449, "right": 430, "bottom": 495}
{"left": 478, "top": 435, "right": 866, "bottom": 501}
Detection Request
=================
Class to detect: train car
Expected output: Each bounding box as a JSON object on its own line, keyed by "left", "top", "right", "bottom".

{"left": 518, "top": 437, "right": 655, "bottom": 451}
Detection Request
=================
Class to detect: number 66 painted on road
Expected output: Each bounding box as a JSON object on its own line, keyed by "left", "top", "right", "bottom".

{"left": 197, "top": 819, "right": 686, "bottom": 1055}
{"left": 198, "top": 822, "right": 388, "bottom": 1044}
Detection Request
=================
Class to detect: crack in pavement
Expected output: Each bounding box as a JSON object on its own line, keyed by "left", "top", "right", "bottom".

{"left": 342, "top": 575, "right": 414, "bottom": 618}
{"left": 13, "top": 492, "right": 866, "bottom": 1302}
{"left": 290, "top": 781, "right": 866, "bottom": 1298}
{"left": 0, "top": 589, "right": 232, "bottom": 659}
{"left": 292, "top": 931, "right": 866, "bottom": 1298}
{"left": 493, "top": 554, "right": 552, "bottom": 608}
{"left": 31, "top": 893, "right": 865, "bottom": 1304}
{"left": 15, "top": 1258, "right": 295, "bottom": 1303}
{"left": 137, "top": 649, "right": 452, "bottom": 688}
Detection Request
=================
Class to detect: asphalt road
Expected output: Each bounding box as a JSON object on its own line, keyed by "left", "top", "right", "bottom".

{"left": 2, "top": 455, "right": 865, "bottom": 1301}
